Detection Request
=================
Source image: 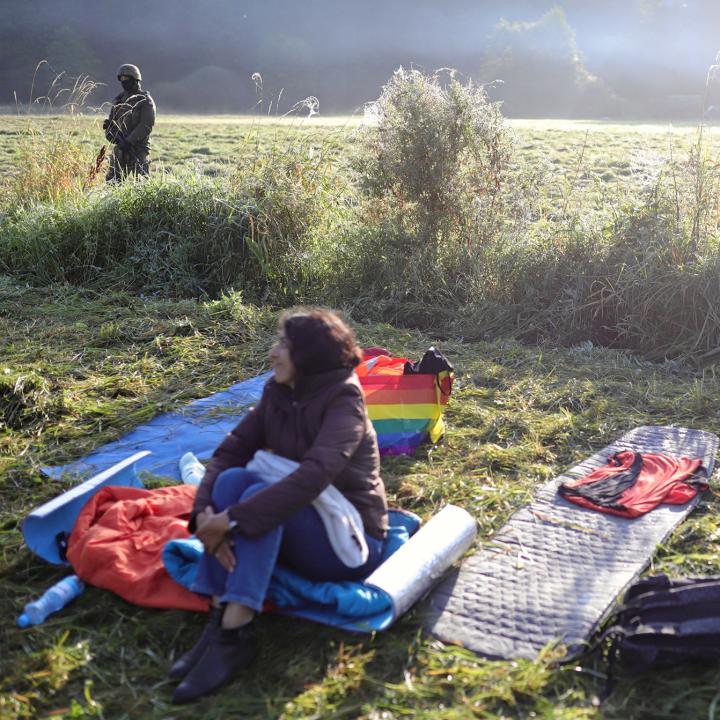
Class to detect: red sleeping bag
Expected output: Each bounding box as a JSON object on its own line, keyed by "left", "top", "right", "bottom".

{"left": 67, "top": 484, "right": 209, "bottom": 611}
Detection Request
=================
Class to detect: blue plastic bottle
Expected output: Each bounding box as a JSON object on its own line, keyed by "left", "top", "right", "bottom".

{"left": 17, "top": 575, "right": 85, "bottom": 627}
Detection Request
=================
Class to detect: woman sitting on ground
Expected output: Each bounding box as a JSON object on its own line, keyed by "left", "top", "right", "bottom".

{"left": 169, "top": 308, "right": 389, "bottom": 703}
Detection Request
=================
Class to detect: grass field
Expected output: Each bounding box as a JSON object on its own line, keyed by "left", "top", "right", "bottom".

{"left": 3, "top": 280, "right": 720, "bottom": 719}
{"left": 3, "top": 112, "right": 720, "bottom": 719}
{"left": 3, "top": 112, "right": 720, "bottom": 246}
{"left": 0, "top": 113, "right": 361, "bottom": 181}
{"left": 2, "top": 113, "right": 720, "bottom": 185}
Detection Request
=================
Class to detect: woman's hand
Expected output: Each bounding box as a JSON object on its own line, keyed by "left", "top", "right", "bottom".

{"left": 213, "top": 539, "right": 236, "bottom": 572}
{"left": 196, "top": 506, "right": 235, "bottom": 570}
{"left": 194, "top": 509, "right": 209, "bottom": 530}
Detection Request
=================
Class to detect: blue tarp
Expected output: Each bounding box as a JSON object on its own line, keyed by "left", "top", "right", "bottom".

{"left": 163, "top": 510, "right": 421, "bottom": 632}
{"left": 37, "top": 370, "right": 433, "bottom": 630}
{"left": 33, "top": 370, "right": 440, "bottom": 631}
{"left": 44, "top": 373, "right": 271, "bottom": 481}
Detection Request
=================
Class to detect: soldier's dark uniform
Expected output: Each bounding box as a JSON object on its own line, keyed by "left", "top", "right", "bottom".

{"left": 104, "top": 64, "right": 156, "bottom": 182}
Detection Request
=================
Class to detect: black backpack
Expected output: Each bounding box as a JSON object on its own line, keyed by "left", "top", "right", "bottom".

{"left": 403, "top": 346, "right": 454, "bottom": 377}
{"left": 601, "top": 573, "right": 720, "bottom": 689}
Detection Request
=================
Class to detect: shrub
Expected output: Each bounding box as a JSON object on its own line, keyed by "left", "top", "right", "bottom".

{"left": 355, "top": 67, "right": 513, "bottom": 249}
{"left": 575, "top": 151, "right": 720, "bottom": 358}
{"left": 0, "top": 144, "right": 343, "bottom": 301}
{"left": 340, "top": 67, "right": 537, "bottom": 310}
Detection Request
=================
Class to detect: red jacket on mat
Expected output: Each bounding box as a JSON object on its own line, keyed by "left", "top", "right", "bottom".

{"left": 67, "top": 484, "right": 209, "bottom": 611}
{"left": 558, "top": 451, "right": 706, "bottom": 518}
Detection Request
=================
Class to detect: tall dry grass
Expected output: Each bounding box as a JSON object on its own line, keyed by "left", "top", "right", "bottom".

{"left": 3, "top": 65, "right": 720, "bottom": 361}
{"left": 1, "top": 64, "right": 104, "bottom": 209}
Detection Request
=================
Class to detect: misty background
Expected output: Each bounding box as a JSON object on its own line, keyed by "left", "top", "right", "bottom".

{"left": 2, "top": 0, "right": 720, "bottom": 119}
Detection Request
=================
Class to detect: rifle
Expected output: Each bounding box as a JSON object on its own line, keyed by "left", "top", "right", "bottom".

{"left": 84, "top": 145, "right": 107, "bottom": 189}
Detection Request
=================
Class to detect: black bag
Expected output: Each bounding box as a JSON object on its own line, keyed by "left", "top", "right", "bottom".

{"left": 403, "top": 346, "right": 454, "bottom": 376}
{"left": 604, "top": 574, "right": 720, "bottom": 677}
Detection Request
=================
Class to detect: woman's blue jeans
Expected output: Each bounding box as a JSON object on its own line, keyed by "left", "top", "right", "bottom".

{"left": 191, "top": 467, "right": 385, "bottom": 611}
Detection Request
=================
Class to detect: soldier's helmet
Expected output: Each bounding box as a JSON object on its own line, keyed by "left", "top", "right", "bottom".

{"left": 116, "top": 64, "right": 142, "bottom": 81}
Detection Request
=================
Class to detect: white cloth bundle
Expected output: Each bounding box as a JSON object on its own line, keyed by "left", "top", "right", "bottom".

{"left": 246, "top": 450, "right": 369, "bottom": 568}
{"left": 180, "top": 450, "right": 369, "bottom": 568}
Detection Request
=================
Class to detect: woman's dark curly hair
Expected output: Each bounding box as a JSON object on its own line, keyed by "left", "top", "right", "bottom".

{"left": 281, "top": 308, "right": 363, "bottom": 376}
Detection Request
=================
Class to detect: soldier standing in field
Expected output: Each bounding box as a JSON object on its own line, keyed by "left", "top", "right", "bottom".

{"left": 103, "top": 64, "right": 156, "bottom": 182}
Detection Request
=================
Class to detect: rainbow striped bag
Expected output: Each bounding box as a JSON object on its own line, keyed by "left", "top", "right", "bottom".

{"left": 357, "top": 349, "right": 453, "bottom": 456}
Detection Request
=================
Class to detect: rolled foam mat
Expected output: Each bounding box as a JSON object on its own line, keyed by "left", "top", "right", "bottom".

{"left": 365, "top": 504, "right": 477, "bottom": 619}
{"left": 423, "top": 426, "right": 719, "bottom": 660}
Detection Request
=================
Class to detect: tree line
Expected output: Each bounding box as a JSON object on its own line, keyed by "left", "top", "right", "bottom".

{"left": 1, "top": 0, "right": 718, "bottom": 118}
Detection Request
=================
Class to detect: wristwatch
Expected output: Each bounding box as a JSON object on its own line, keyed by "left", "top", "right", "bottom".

{"left": 227, "top": 519, "right": 238, "bottom": 533}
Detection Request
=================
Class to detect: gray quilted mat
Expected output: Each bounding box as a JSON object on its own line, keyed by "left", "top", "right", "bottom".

{"left": 423, "top": 425, "right": 718, "bottom": 660}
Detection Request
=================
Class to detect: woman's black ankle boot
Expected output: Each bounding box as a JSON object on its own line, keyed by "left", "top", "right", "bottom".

{"left": 168, "top": 605, "right": 223, "bottom": 680}
{"left": 172, "top": 622, "right": 259, "bottom": 703}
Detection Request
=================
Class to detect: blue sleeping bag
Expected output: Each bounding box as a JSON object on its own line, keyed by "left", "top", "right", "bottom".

{"left": 163, "top": 509, "right": 421, "bottom": 632}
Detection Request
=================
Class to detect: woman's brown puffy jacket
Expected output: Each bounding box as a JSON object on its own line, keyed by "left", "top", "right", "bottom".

{"left": 191, "top": 369, "right": 388, "bottom": 539}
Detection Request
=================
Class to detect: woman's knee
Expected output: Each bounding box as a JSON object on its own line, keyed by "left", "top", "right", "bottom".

{"left": 212, "top": 468, "right": 265, "bottom": 509}
{"left": 239, "top": 479, "right": 270, "bottom": 500}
